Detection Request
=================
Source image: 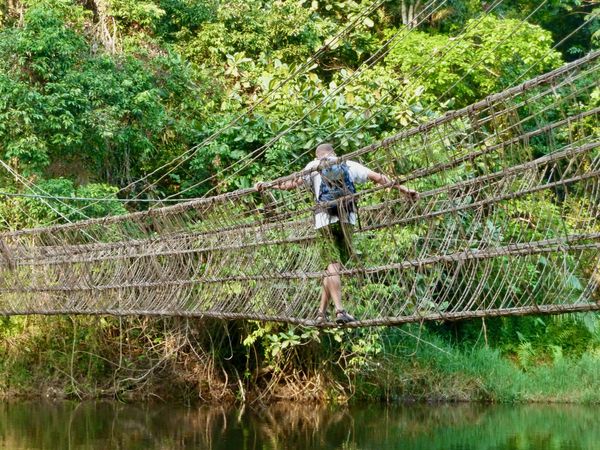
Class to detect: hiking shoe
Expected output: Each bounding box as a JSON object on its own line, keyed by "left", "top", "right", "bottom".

{"left": 335, "top": 309, "right": 356, "bottom": 324}
{"left": 315, "top": 311, "right": 329, "bottom": 325}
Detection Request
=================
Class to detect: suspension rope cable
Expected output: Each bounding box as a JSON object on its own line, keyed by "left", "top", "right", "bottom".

{"left": 0, "top": 190, "right": 185, "bottom": 203}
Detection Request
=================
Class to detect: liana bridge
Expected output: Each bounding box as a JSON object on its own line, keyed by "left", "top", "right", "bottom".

{"left": 0, "top": 52, "right": 599, "bottom": 327}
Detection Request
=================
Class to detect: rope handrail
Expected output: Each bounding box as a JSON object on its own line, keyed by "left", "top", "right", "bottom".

{"left": 6, "top": 137, "right": 598, "bottom": 266}
{"left": 3, "top": 233, "right": 597, "bottom": 293}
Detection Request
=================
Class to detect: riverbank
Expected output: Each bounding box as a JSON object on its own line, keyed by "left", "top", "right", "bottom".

{"left": 1, "top": 315, "right": 599, "bottom": 404}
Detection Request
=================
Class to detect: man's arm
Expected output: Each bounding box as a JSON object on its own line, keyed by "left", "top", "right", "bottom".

{"left": 367, "top": 170, "right": 419, "bottom": 200}
{"left": 274, "top": 177, "right": 304, "bottom": 190}
{"left": 255, "top": 176, "right": 303, "bottom": 192}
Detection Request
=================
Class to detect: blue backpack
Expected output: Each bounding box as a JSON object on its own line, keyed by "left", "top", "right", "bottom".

{"left": 317, "top": 162, "right": 357, "bottom": 218}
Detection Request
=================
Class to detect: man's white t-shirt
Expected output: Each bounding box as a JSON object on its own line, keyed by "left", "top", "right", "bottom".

{"left": 302, "top": 158, "right": 370, "bottom": 229}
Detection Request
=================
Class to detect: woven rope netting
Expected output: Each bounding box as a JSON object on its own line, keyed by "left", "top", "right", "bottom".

{"left": 0, "top": 51, "right": 598, "bottom": 327}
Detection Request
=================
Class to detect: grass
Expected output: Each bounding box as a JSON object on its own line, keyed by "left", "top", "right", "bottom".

{"left": 349, "top": 326, "right": 600, "bottom": 403}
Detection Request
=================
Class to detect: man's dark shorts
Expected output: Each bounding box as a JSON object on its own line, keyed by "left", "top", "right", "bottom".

{"left": 318, "top": 222, "right": 356, "bottom": 267}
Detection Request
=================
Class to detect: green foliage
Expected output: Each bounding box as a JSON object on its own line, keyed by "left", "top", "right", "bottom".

{"left": 385, "top": 16, "right": 562, "bottom": 107}
{"left": 0, "top": 3, "right": 87, "bottom": 82}
{"left": 109, "top": 0, "right": 166, "bottom": 29}
{"left": 589, "top": 7, "right": 600, "bottom": 48}
{"left": 0, "top": 0, "right": 210, "bottom": 192}
{"left": 496, "top": 0, "right": 599, "bottom": 58}
{"left": 179, "top": 0, "right": 325, "bottom": 67}
{"left": 155, "top": 0, "right": 216, "bottom": 38}
{"left": 0, "top": 0, "right": 598, "bottom": 403}
{"left": 0, "top": 178, "right": 126, "bottom": 228}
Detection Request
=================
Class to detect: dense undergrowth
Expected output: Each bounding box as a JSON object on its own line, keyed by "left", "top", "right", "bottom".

{"left": 2, "top": 314, "right": 600, "bottom": 404}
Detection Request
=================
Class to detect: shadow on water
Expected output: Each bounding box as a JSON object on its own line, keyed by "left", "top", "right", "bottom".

{"left": 0, "top": 400, "right": 599, "bottom": 449}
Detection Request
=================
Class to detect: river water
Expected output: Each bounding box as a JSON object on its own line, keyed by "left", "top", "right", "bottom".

{"left": 0, "top": 401, "right": 598, "bottom": 449}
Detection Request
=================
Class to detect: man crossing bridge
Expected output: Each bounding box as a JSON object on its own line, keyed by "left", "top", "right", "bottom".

{"left": 256, "top": 143, "right": 419, "bottom": 324}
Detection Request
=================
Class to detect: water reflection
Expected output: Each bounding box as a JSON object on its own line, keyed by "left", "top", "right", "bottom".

{"left": 0, "top": 400, "right": 598, "bottom": 449}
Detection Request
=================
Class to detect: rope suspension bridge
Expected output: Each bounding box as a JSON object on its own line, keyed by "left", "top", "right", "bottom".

{"left": 0, "top": 50, "right": 598, "bottom": 327}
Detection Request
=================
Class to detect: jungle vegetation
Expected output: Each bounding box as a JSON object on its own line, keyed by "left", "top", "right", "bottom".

{"left": 0, "top": 0, "right": 599, "bottom": 403}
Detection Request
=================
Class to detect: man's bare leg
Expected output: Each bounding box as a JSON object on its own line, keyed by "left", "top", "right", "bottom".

{"left": 319, "top": 263, "right": 343, "bottom": 315}
{"left": 319, "top": 282, "right": 329, "bottom": 315}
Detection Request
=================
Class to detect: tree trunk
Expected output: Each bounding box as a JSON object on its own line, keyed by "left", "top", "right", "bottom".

{"left": 414, "top": 0, "right": 423, "bottom": 27}
{"left": 93, "top": 0, "right": 119, "bottom": 54}
{"left": 401, "top": 0, "right": 424, "bottom": 29}
{"left": 401, "top": 0, "right": 408, "bottom": 27}
{"left": 5, "top": 0, "right": 25, "bottom": 26}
